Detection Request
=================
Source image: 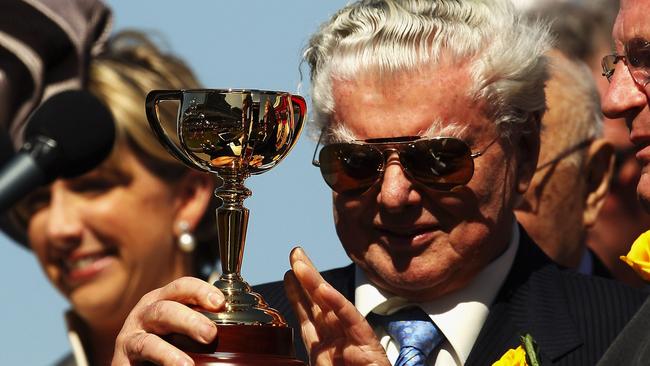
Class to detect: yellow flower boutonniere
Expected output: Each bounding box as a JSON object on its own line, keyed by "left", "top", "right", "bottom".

{"left": 492, "top": 334, "right": 540, "bottom": 366}
{"left": 620, "top": 230, "right": 650, "bottom": 281}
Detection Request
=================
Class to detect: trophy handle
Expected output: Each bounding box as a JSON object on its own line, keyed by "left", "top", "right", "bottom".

{"left": 145, "top": 90, "right": 210, "bottom": 173}
{"left": 291, "top": 95, "right": 307, "bottom": 137}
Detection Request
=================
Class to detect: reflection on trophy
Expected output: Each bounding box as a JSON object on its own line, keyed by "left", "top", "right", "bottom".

{"left": 146, "top": 89, "right": 306, "bottom": 365}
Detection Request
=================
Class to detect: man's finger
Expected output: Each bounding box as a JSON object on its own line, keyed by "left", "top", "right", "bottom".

{"left": 290, "top": 248, "right": 328, "bottom": 297}
{"left": 118, "top": 332, "right": 194, "bottom": 366}
{"left": 318, "top": 282, "right": 379, "bottom": 344}
{"left": 291, "top": 258, "right": 335, "bottom": 313}
{"left": 285, "top": 270, "right": 323, "bottom": 348}
{"left": 141, "top": 300, "right": 217, "bottom": 344}
{"left": 284, "top": 270, "right": 312, "bottom": 323}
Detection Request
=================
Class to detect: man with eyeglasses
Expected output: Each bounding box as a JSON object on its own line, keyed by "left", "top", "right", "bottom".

{"left": 595, "top": 0, "right": 650, "bottom": 365}
{"left": 519, "top": 0, "right": 650, "bottom": 289}
{"left": 110, "top": 1, "right": 646, "bottom": 365}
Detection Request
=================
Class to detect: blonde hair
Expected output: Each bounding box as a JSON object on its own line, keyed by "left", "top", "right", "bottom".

{"left": 87, "top": 31, "right": 220, "bottom": 278}
{"left": 11, "top": 31, "right": 220, "bottom": 277}
{"left": 89, "top": 31, "right": 198, "bottom": 172}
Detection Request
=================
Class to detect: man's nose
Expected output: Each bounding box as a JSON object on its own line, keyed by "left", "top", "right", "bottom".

{"left": 602, "top": 62, "right": 647, "bottom": 121}
{"left": 377, "top": 154, "right": 421, "bottom": 212}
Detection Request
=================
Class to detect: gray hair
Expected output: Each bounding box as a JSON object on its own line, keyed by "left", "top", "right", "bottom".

{"left": 541, "top": 52, "right": 603, "bottom": 168}
{"left": 305, "top": 0, "right": 552, "bottom": 140}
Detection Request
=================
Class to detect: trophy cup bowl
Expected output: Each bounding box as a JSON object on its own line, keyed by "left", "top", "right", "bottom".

{"left": 146, "top": 89, "right": 307, "bottom": 365}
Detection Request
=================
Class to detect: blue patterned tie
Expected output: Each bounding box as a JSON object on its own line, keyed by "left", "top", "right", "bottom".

{"left": 368, "top": 307, "right": 443, "bottom": 366}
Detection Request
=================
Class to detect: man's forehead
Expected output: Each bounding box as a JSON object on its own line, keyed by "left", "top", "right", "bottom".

{"left": 328, "top": 64, "right": 488, "bottom": 141}
{"left": 614, "top": 0, "right": 650, "bottom": 47}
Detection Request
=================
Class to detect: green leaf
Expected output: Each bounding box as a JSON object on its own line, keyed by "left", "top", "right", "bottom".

{"left": 520, "top": 334, "right": 540, "bottom": 366}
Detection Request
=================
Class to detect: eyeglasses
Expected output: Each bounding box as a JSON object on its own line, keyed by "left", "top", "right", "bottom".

{"left": 312, "top": 133, "right": 498, "bottom": 195}
{"left": 602, "top": 38, "right": 650, "bottom": 94}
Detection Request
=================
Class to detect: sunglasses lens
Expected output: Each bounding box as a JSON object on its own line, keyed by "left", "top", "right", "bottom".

{"left": 319, "top": 143, "right": 383, "bottom": 194}
{"left": 402, "top": 138, "right": 474, "bottom": 189}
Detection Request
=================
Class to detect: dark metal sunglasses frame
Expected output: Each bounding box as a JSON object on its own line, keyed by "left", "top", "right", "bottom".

{"left": 312, "top": 131, "right": 498, "bottom": 195}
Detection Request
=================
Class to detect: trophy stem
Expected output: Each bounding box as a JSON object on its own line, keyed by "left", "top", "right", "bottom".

{"left": 208, "top": 167, "right": 285, "bottom": 326}
{"left": 215, "top": 168, "right": 251, "bottom": 275}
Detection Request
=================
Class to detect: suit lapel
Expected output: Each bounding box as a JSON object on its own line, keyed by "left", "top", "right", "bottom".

{"left": 322, "top": 263, "right": 356, "bottom": 302}
{"left": 466, "top": 226, "right": 582, "bottom": 365}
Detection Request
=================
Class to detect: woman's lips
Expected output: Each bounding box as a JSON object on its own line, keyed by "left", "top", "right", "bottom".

{"left": 63, "top": 252, "right": 116, "bottom": 286}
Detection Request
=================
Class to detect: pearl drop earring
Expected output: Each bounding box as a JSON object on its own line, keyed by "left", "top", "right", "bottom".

{"left": 177, "top": 220, "right": 196, "bottom": 253}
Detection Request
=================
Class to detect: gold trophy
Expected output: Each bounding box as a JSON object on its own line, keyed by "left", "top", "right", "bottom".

{"left": 146, "top": 89, "right": 306, "bottom": 365}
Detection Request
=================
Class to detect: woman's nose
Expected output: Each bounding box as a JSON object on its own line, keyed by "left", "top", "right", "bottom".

{"left": 44, "top": 183, "right": 83, "bottom": 250}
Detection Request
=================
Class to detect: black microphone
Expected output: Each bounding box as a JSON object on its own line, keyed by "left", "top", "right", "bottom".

{"left": 0, "top": 90, "right": 115, "bottom": 212}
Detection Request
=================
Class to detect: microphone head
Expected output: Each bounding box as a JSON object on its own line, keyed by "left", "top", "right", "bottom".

{"left": 24, "top": 90, "right": 116, "bottom": 179}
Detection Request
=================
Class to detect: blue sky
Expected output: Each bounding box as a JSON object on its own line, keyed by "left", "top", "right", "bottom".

{"left": 0, "top": 1, "right": 351, "bottom": 364}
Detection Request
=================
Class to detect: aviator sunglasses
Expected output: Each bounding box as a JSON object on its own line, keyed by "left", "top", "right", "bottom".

{"left": 312, "top": 132, "right": 498, "bottom": 195}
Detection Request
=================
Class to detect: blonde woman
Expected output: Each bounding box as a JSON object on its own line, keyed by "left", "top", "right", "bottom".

{"left": 12, "top": 31, "right": 220, "bottom": 366}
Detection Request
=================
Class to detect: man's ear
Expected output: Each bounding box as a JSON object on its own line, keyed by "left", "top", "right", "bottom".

{"left": 583, "top": 138, "right": 615, "bottom": 227}
{"left": 172, "top": 171, "right": 215, "bottom": 235}
{"left": 514, "top": 114, "right": 541, "bottom": 195}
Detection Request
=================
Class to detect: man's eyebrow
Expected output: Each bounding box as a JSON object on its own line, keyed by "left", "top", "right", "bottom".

{"left": 420, "top": 121, "right": 468, "bottom": 139}
{"left": 328, "top": 123, "right": 358, "bottom": 142}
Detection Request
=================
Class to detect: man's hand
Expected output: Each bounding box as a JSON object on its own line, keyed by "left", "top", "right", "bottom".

{"left": 111, "top": 277, "right": 225, "bottom": 366}
{"left": 285, "top": 247, "right": 390, "bottom": 366}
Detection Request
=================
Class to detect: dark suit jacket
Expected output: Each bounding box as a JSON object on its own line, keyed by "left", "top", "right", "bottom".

{"left": 589, "top": 248, "right": 614, "bottom": 280}
{"left": 597, "top": 297, "right": 650, "bottom": 365}
{"left": 254, "top": 228, "right": 647, "bottom": 365}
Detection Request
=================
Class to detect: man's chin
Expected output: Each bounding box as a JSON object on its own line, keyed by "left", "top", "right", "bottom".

{"left": 371, "top": 269, "right": 458, "bottom": 301}
{"left": 638, "top": 173, "right": 650, "bottom": 214}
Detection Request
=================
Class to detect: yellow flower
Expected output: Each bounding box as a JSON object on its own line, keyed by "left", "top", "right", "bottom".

{"left": 620, "top": 230, "right": 650, "bottom": 281}
{"left": 492, "top": 345, "right": 528, "bottom": 366}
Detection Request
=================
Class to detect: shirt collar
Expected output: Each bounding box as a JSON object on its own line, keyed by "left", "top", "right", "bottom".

{"left": 64, "top": 310, "right": 90, "bottom": 366}
{"left": 576, "top": 247, "right": 593, "bottom": 275}
{"left": 355, "top": 221, "right": 519, "bottom": 363}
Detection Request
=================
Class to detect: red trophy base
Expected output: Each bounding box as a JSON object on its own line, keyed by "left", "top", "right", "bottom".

{"left": 168, "top": 324, "right": 305, "bottom": 366}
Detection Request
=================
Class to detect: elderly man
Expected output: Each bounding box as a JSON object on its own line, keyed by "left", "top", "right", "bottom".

{"left": 111, "top": 1, "right": 646, "bottom": 365}
{"left": 594, "top": 0, "right": 650, "bottom": 364}
{"left": 515, "top": 51, "right": 615, "bottom": 275}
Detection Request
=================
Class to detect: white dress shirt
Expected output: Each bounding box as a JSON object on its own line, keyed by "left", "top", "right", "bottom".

{"left": 355, "top": 222, "right": 520, "bottom": 365}
{"left": 64, "top": 311, "right": 89, "bottom": 366}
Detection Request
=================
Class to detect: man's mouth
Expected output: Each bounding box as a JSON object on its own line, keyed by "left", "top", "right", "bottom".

{"left": 376, "top": 225, "right": 438, "bottom": 247}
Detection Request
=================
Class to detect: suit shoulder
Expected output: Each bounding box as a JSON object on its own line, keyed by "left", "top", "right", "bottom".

{"left": 253, "top": 263, "right": 354, "bottom": 305}
{"left": 557, "top": 268, "right": 648, "bottom": 310}
{"left": 554, "top": 269, "right": 647, "bottom": 361}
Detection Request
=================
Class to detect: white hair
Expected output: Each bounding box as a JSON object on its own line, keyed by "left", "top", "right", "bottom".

{"left": 305, "top": 0, "right": 552, "bottom": 140}
{"left": 329, "top": 119, "right": 468, "bottom": 142}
